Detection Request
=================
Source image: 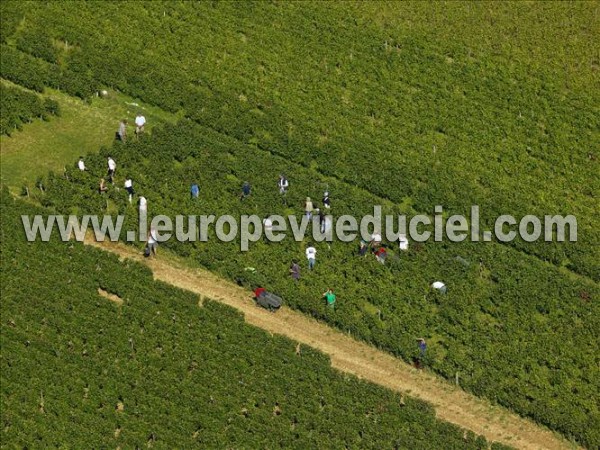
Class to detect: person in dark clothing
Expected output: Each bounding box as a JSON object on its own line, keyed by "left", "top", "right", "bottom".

{"left": 358, "top": 240, "right": 369, "bottom": 256}
{"left": 240, "top": 181, "right": 251, "bottom": 200}
{"left": 323, "top": 191, "right": 331, "bottom": 209}
{"left": 318, "top": 209, "right": 326, "bottom": 233}
{"left": 289, "top": 260, "right": 300, "bottom": 282}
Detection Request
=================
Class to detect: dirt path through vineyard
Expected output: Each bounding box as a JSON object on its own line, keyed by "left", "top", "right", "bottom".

{"left": 85, "top": 237, "right": 577, "bottom": 450}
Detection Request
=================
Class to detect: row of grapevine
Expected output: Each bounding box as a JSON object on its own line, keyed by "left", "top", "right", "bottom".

{"left": 1, "top": 190, "right": 508, "bottom": 449}
{"left": 0, "top": 83, "right": 60, "bottom": 135}
{"left": 35, "top": 122, "right": 600, "bottom": 448}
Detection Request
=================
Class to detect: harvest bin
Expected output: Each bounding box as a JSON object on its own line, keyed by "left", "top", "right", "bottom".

{"left": 256, "top": 292, "right": 282, "bottom": 312}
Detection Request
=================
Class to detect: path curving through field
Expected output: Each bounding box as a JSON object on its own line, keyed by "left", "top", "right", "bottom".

{"left": 84, "top": 237, "right": 577, "bottom": 450}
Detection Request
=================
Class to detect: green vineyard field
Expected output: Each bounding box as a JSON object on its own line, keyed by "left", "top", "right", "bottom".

{"left": 1, "top": 191, "right": 505, "bottom": 449}
{"left": 1, "top": 1, "right": 597, "bottom": 278}
{"left": 1, "top": 1, "right": 598, "bottom": 447}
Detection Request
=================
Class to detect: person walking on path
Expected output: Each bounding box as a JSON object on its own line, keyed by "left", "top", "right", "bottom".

{"left": 305, "top": 244, "right": 317, "bottom": 270}
{"left": 289, "top": 260, "right": 300, "bottom": 282}
{"left": 322, "top": 288, "right": 336, "bottom": 309}
{"left": 147, "top": 227, "right": 158, "bottom": 256}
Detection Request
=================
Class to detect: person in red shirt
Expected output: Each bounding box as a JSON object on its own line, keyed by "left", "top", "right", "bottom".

{"left": 375, "top": 247, "right": 387, "bottom": 264}
{"left": 254, "top": 287, "right": 266, "bottom": 298}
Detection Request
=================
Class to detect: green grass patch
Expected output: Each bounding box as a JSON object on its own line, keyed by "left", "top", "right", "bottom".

{"left": 0, "top": 84, "right": 180, "bottom": 188}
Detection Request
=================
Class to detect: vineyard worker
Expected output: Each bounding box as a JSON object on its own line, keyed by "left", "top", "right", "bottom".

{"left": 135, "top": 113, "right": 146, "bottom": 135}
{"left": 98, "top": 178, "right": 108, "bottom": 194}
{"left": 431, "top": 281, "right": 447, "bottom": 294}
{"left": 322, "top": 289, "right": 336, "bottom": 309}
{"left": 124, "top": 177, "right": 134, "bottom": 203}
{"left": 240, "top": 181, "right": 251, "bottom": 200}
{"left": 370, "top": 231, "right": 382, "bottom": 248}
{"left": 318, "top": 208, "right": 326, "bottom": 233}
{"left": 375, "top": 246, "right": 387, "bottom": 264}
{"left": 254, "top": 286, "right": 267, "bottom": 299}
{"left": 147, "top": 227, "right": 158, "bottom": 256}
{"left": 107, "top": 156, "right": 117, "bottom": 183}
{"left": 399, "top": 234, "right": 409, "bottom": 251}
{"left": 358, "top": 239, "right": 369, "bottom": 256}
{"left": 191, "top": 183, "right": 200, "bottom": 199}
{"left": 278, "top": 174, "right": 289, "bottom": 195}
{"left": 304, "top": 197, "right": 314, "bottom": 219}
{"left": 418, "top": 338, "right": 427, "bottom": 357}
{"left": 117, "top": 119, "right": 127, "bottom": 142}
{"left": 305, "top": 244, "right": 317, "bottom": 270}
{"left": 263, "top": 215, "right": 273, "bottom": 243}
{"left": 322, "top": 191, "right": 331, "bottom": 209}
{"left": 78, "top": 157, "right": 86, "bottom": 171}
{"left": 289, "top": 260, "right": 300, "bottom": 282}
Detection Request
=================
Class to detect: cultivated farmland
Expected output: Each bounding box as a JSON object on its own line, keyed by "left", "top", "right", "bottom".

{"left": 1, "top": 1, "right": 598, "bottom": 448}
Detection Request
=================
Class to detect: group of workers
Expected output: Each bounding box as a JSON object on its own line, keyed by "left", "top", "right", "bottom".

{"left": 115, "top": 113, "right": 147, "bottom": 142}
{"left": 80, "top": 121, "right": 442, "bottom": 359}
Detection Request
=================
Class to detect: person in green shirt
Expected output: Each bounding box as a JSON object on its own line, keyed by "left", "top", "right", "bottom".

{"left": 322, "top": 289, "right": 336, "bottom": 309}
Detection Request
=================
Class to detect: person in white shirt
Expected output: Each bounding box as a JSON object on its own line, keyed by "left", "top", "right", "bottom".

{"left": 431, "top": 281, "right": 447, "bottom": 294}
{"left": 147, "top": 227, "right": 158, "bottom": 256}
{"left": 78, "top": 157, "right": 86, "bottom": 171}
{"left": 278, "top": 175, "right": 289, "bottom": 195}
{"left": 322, "top": 191, "right": 331, "bottom": 209}
{"left": 371, "top": 232, "right": 382, "bottom": 248}
{"left": 399, "top": 234, "right": 409, "bottom": 251}
{"left": 305, "top": 244, "right": 317, "bottom": 270}
{"left": 135, "top": 114, "right": 146, "bottom": 135}
{"left": 124, "top": 177, "right": 134, "bottom": 203}
{"left": 107, "top": 156, "right": 116, "bottom": 183}
{"left": 263, "top": 216, "right": 273, "bottom": 243}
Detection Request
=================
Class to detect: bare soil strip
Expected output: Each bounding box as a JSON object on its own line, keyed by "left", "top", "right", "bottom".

{"left": 84, "top": 237, "right": 577, "bottom": 450}
{"left": 97, "top": 287, "right": 123, "bottom": 305}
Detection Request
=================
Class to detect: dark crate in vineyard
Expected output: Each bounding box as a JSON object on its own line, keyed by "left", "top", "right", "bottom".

{"left": 255, "top": 291, "right": 282, "bottom": 312}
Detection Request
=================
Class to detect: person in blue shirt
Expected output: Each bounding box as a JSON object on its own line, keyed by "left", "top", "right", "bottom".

{"left": 191, "top": 183, "right": 200, "bottom": 199}
{"left": 240, "top": 181, "right": 251, "bottom": 200}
